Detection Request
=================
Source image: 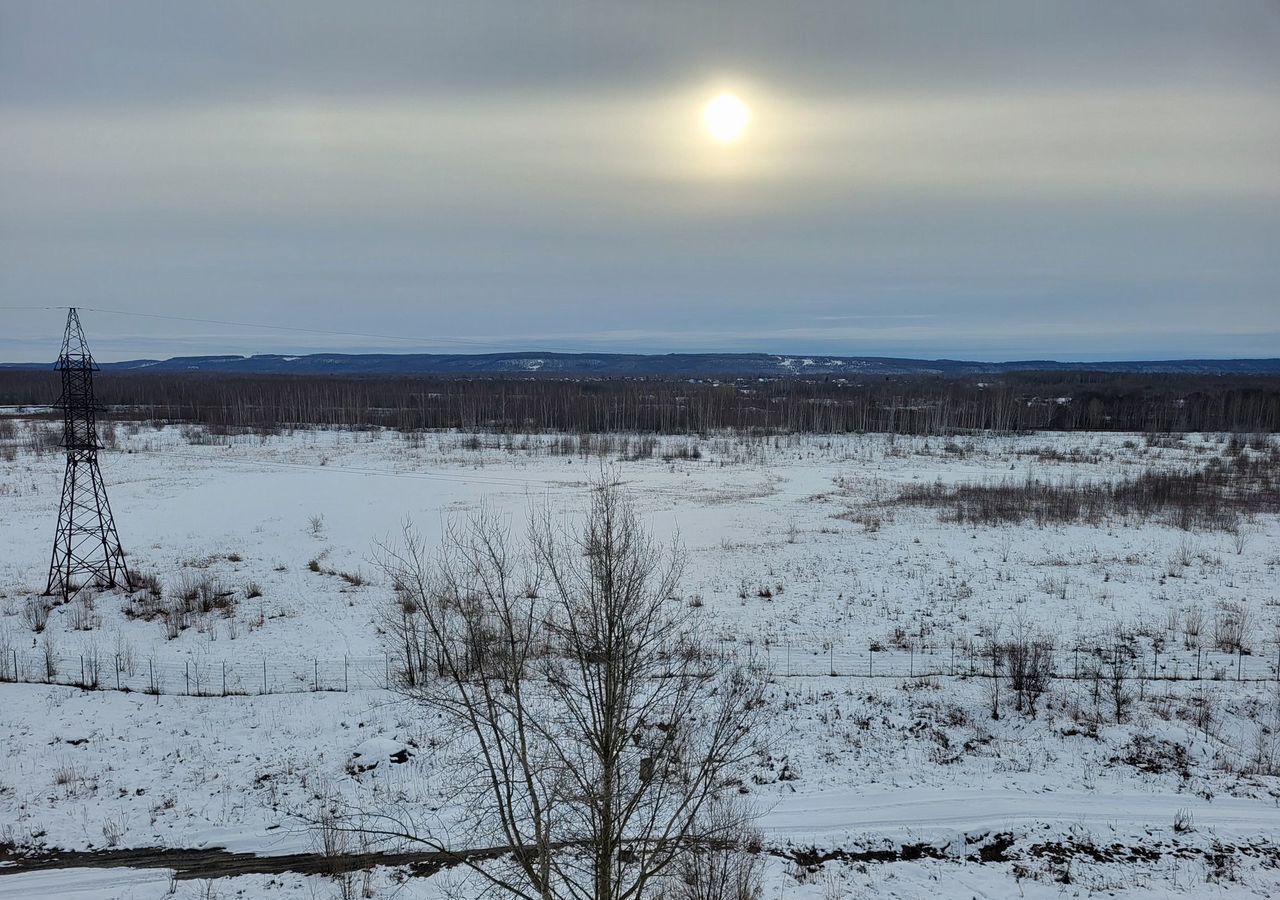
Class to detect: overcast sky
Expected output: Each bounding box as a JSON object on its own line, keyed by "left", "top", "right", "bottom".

{"left": 2, "top": 1, "right": 1278, "bottom": 362}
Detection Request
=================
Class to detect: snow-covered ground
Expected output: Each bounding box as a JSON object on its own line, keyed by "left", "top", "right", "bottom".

{"left": 2, "top": 424, "right": 1278, "bottom": 898}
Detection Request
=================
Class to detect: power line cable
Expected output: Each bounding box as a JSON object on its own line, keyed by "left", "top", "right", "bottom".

{"left": 0, "top": 305, "right": 641, "bottom": 357}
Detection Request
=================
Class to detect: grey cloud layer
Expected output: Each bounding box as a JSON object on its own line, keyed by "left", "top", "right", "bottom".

{"left": 2, "top": 1, "right": 1278, "bottom": 360}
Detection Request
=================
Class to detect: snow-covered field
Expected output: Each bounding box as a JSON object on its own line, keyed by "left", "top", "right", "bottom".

{"left": 2, "top": 423, "right": 1279, "bottom": 898}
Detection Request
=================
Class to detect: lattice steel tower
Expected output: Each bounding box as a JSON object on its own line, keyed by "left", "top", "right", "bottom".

{"left": 45, "top": 308, "right": 130, "bottom": 598}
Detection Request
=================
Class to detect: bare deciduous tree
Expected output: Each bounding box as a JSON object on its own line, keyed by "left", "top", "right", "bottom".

{"left": 366, "top": 478, "right": 765, "bottom": 900}
{"left": 1003, "top": 615, "right": 1054, "bottom": 719}
{"left": 1104, "top": 637, "right": 1135, "bottom": 724}
{"left": 984, "top": 620, "right": 1002, "bottom": 721}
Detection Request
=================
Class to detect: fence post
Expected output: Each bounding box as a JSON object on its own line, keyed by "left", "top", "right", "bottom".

{"left": 223, "top": 662, "right": 227, "bottom": 696}
{"left": 185, "top": 661, "right": 189, "bottom": 695}
{"left": 80, "top": 655, "right": 85, "bottom": 687}
{"left": 12, "top": 648, "right": 18, "bottom": 682}
{"left": 115, "top": 655, "right": 121, "bottom": 691}
{"left": 344, "top": 656, "right": 349, "bottom": 692}
{"left": 1197, "top": 648, "right": 1202, "bottom": 680}
{"left": 909, "top": 645, "right": 914, "bottom": 678}
{"left": 1238, "top": 648, "right": 1243, "bottom": 682}
{"left": 262, "top": 658, "right": 268, "bottom": 694}
{"left": 148, "top": 659, "right": 155, "bottom": 694}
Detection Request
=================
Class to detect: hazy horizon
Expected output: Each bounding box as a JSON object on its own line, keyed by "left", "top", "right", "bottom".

{"left": 3, "top": 316, "right": 1279, "bottom": 369}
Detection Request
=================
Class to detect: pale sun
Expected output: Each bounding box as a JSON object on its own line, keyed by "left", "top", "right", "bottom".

{"left": 702, "top": 93, "right": 749, "bottom": 143}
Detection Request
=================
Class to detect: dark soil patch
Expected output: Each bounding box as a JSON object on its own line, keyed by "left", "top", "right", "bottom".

{"left": 3, "top": 833, "right": 1277, "bottom": 883}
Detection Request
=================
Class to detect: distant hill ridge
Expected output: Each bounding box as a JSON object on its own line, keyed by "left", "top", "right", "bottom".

{"left": 3, "top": 352, "right": 1278, "bottom": 377}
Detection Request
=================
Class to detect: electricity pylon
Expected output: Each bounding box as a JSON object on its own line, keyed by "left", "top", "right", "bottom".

{"left": 45, "top": 308, "right": 130, "bottom": 599}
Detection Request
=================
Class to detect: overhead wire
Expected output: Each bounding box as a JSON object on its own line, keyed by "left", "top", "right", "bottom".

{"left": 0, "top": 305, "right": 637, "bottom": 357}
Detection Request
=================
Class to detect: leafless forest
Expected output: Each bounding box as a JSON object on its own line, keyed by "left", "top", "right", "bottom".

{"left": 2, "top": 370, "right": 1279, "bottom": 434}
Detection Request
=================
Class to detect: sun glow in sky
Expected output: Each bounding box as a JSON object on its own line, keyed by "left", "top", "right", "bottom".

{"left": 702, "top": 93, "right": 750, "bottom": 143}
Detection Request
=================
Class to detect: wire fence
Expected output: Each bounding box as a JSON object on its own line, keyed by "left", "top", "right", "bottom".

{"left": 0, "top": 641, "right": 1277, "bottom": 697}
{"left": 0, "top": 649, "right": 390, "bottom": 695}
{"left": 728, "top": 641, "right": 1280, "bottom": 683}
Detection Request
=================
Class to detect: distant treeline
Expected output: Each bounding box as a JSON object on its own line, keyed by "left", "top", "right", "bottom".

{"left": 1, "top": 371, "right": 1278, "bottom": 434}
